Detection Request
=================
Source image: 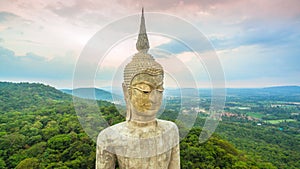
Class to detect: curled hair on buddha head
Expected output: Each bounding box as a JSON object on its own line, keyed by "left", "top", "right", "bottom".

{"left": 123, "top": 52, "right": 164, "bottom": 89}
{"left": 123, "top": 8, "right": 164, "bottom": 121}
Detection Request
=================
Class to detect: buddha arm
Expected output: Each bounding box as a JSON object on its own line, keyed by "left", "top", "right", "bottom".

{"left": 96, "top": 145, "right": 116, "bottom": 169}
{"left": 168, "top": 143, "right": 180, "bottom": 169}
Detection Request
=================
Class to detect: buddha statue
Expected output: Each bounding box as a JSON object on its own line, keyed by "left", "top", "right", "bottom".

{"left": 96, "top": 8, "right": 180, "bottom": 169}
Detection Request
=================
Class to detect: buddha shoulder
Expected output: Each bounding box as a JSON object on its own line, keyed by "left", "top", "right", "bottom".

{"left": 97, "top": 122, "right": 127, "bottom": 142}
{"left": 157, "top": 119, "right": 179, "bottom": 132}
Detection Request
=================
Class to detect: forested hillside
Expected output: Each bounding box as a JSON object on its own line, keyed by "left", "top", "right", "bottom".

{"left": 0, "top": 82, "right": 71, "bottom": 112}
{"left": 0, "top": 82, "right": 274, "bottom": 168}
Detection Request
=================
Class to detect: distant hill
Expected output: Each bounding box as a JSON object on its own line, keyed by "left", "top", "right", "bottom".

{"left": 0, "top": 82, "right": 71, "bottom": 112}
{"left": 61, "top": 88, "right": 123, "bottom": 104}
{"left": 59, "top": 85, "right": 300, "bottom": 101}
{"left": 162, "top": 86, "right": 300, "bottom": 102}
{"left": 226, "top": 86, "right": 300, "bottom": 102}
{"left": 263, "top": 85, "right": 300, "bottom": 92}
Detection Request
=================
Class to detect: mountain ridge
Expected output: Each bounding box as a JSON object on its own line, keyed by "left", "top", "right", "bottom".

{"left": 60, "top": 87, "right": 123, "bottom": 103}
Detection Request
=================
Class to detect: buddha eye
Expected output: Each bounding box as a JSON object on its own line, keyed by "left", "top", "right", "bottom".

{"left": 131, "top": 86, "right": 151, "bottom": 94}
{"left": 156, "top": 86, "right": 164, "bottom": 93}
{"left": 143, "top": 90, "right": 150, "bottom": 94}
{"left": 157, "top": 89, "right": 164, "bottom": 93}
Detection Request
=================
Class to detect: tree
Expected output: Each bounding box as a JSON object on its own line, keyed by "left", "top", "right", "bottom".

{"left": 15, "top": 158, "right": 39, "bottom": 169}
{"left": 47, "top": 134, "right": 71, "bottom": 150}
{"left": 0, "top": 158, "right": 6, "bottom": 169}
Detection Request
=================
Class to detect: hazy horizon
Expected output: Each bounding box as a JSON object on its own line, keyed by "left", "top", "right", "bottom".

{"left": 1, "top": 80, "right": 299, "bottom": 90}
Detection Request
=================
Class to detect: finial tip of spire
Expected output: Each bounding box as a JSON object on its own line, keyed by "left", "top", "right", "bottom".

{"left": 136, "top": 7, "right": 149, "bottom": 52}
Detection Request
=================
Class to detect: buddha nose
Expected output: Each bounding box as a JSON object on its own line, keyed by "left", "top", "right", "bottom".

{"left": 149, "top": 90, "right": 162, "bottom": 103}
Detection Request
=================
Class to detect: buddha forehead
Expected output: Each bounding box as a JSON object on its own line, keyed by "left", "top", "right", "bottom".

{"left": 131, "top": 73, "right": 163, "bottom": 86}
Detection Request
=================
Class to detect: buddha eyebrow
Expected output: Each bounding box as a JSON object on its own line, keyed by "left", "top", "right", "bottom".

{"left": 131, "top": 82, "right": 163, "bottom": 89}
{"left": 131, "top": 81, "right": 154, "bottom": 87}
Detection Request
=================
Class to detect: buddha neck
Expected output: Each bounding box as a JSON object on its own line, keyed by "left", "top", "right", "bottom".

{"left": 128, "top": 119, "right": 157, "bottom": 127}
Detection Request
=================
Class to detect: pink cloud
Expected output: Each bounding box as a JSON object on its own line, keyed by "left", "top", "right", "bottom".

{"left": 115, "top": 0, "right": 300, "bottom": 19}
{"left": 2, "top": 0, "right": 299, "bottom": 25}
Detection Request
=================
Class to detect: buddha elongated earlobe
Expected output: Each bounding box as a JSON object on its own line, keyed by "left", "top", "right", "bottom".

{"left": 122, "top": 83, "right": 132, "bottom": 121}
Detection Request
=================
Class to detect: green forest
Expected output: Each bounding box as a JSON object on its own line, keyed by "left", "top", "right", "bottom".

{"left": 0, "top": 82, "right": 298, "bottom": 168}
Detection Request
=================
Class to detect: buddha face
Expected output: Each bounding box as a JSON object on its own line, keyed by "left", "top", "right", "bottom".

{"left": 129, "top": 73, "right": 164, "bottom": 117}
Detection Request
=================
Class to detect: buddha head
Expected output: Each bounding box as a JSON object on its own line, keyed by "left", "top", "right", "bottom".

{"left": 123, "top": 8, "right": 164, "bottom": 122}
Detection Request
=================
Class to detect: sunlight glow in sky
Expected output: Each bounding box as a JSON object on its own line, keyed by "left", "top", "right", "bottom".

{"left": 0, "top": 0, "right": 300, "bottom": 88}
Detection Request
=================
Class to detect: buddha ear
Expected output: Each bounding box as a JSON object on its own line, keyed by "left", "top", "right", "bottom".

{"left": 122, "top": 83, "right": 132, "bottom": 121}
{"left": 122, "top": 83, "right": 129, "bottom": 101}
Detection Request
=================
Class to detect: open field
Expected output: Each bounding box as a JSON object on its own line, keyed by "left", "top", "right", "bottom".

{"left": 246, "top": 112, "right": 264, "bottom": 119}
{"left": 265, "top": 119, "right": 297, "bottom": 124}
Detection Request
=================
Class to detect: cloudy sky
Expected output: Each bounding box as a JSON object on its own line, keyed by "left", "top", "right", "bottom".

{"left": 0, "top": 0, "right": 299, "bottom": 89}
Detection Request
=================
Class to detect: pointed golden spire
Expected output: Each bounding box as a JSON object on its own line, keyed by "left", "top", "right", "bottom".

{"left": 136, "top": 7, "right": 150, "bottom": 52}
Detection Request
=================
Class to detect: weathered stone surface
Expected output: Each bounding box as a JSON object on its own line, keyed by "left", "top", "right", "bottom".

{"left": 96, "top": 8, "right": 180, "bottom": 169}
{"left": 96, "top": 120, "right": 180, "bottom": 168}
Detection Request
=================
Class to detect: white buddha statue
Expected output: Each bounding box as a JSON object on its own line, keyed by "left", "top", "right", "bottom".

{"left": 96, "top": 8, "right": 180, "bottom": 169}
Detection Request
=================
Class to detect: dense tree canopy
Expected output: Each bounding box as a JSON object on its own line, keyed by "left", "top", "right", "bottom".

{"left": 1, "top": 82, "right": 298, "bottom": 168}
